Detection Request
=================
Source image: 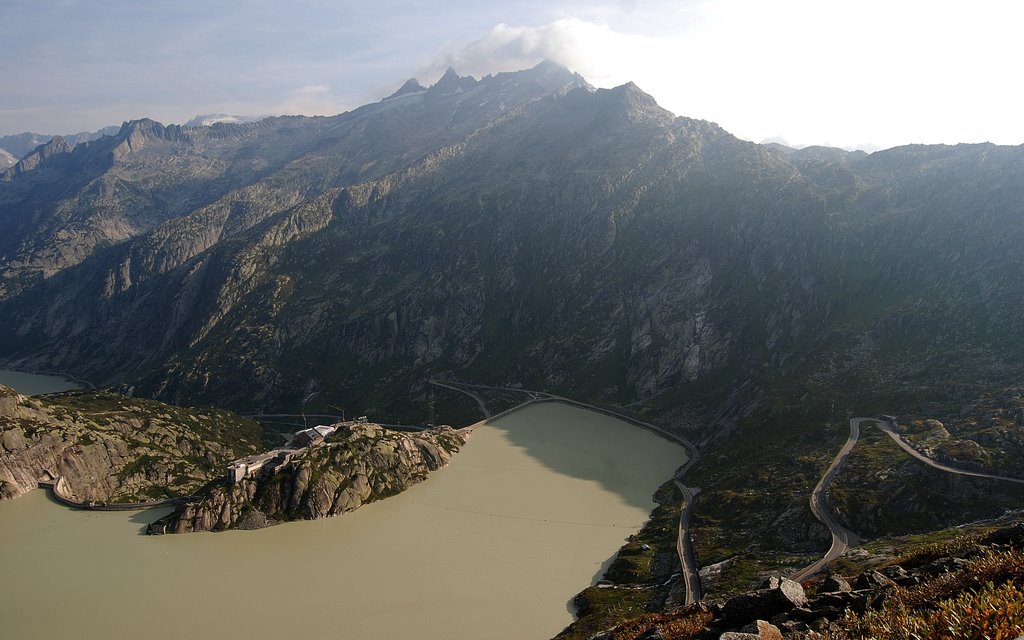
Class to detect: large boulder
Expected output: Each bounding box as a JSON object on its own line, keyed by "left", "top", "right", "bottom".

{"left": 2, "top": 428, "right": 26, "bottom": 452}
{"left": 719, "top": 621, "right": 784, "bottom": 640}
{"left": 851, "top": 570, "right": 897, "bottom": 591}
{"left": 880, "top": 564, "right": 916, "bottom": 586}
{"left": 755, "top": 620, "right": 784, "bottom": 640}
{"left": 811, "top": 588, "right": 872, "bottom": 616}
{"left": 720, "top": 576, "right": 807, "bottom": 626}
{"left": 818, "top": 574, "right": 852, "bottom": 593}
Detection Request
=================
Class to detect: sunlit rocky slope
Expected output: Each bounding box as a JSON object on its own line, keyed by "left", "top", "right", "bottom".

{"left": 0, "top": 384, "right": 262, "bottom": 503}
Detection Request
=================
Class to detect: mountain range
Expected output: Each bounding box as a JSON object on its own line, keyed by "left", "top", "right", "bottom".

{"left": 2, "top": 61, "right": 1021, "bottom": 429}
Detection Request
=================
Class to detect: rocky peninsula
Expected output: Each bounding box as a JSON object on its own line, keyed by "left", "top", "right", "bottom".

{"left": 149, "top": 421, "right": 469, "bottom": 533}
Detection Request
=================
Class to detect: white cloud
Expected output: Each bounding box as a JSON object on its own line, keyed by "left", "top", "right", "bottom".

{"left": 430, "top": 1, "right": 1024, "bottom": 149}
{"left": 421, "top": 19, "right": 670, "bottom": 88}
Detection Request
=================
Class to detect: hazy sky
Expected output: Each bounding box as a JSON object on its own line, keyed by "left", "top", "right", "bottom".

{"left": 2, "top": 0, "right": 1022, "bottom": 150}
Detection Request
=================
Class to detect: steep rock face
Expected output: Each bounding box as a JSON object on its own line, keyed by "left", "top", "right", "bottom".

{"left": 0, "top": 385, "right": 262, "bottom": 502}
{"left": 151, "top": 422, "right": 467, "bottom": 533}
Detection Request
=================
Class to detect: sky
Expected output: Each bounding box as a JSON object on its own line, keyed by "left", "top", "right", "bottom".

{"left": 2, "top": 0, "right": 1022, "bottom": 150}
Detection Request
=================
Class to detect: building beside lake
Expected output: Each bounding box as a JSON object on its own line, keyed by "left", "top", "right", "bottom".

{"left": 227, "top": 424, "right": 341, "bottom": 483}
{"left": 293, "top": 425, "right": 338, "bottom": 448}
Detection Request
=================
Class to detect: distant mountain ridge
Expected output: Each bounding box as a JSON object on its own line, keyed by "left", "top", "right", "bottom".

{"left": 0, "top": 126, "right": 119, "bottom": 170}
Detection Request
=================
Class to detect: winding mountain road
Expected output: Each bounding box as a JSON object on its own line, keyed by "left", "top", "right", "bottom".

{"left": 878, "top": 423, "right": 1024, "bottom": 485}
{"left": 791, "top": 417, "right": 865, "bottom": 582}
{"left": 794, "top": 415, "right": 1024, "bottom": 582}
{"left": 429, "top": 380, "right": 493, "bottom": 418}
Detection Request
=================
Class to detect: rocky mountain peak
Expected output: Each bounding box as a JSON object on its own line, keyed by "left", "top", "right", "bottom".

{"left": 384, "top": 78, "right": 426, "bottom": 100}
{"left": 530, "top": 58, "right": 567, "bottom": 73}
{"left": 508, "top": 59, "right": 591, "bottom": 94}
{"left": 591, "top": 81, "right": 675, "bottom": 127}
{"left": 427, "top": 66, "right": 477, "bottom": 96}
{"left": 111, "top": 118, "right": 182, "bottom": 160}
{"left": 616, "top": 80, "right": 651, "bottom": 101}
{"left": 36, "top": 134, "right": 70, "bottom": 157}
{"left": 117, "top": 118, "right": 168, "bottom": 139}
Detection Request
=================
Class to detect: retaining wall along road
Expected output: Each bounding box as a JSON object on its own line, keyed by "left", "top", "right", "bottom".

{"left": 38, "top": 477, "right": 193, "bottom": 511}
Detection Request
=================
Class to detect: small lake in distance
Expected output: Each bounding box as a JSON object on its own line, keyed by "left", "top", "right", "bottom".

{"left": 0, "top": 369, "right": 84, "bottom": 395}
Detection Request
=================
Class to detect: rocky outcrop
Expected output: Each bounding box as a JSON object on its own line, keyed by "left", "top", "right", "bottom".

{"left": 589, "top": 523, "right": 1024, "bottom": 639}
{"left": 0, "top": 385, "right": 262, "bottom": 503}
{"left": 149, "top": 422, "right": 468, "bottom": 534}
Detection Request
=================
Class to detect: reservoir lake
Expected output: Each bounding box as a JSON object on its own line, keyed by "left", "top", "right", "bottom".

{"left": 0, "top": 399, "right": 687, "bottom": 639}
{"left": 0, "top": 369, "right": 84, "bottom": 395}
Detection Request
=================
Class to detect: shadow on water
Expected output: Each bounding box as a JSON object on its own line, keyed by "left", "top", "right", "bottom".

{"left": 486, "top": 401, "right": 687, "bottom": 513}
{"left": 41, "top": 488, "right": 74, "bottom": 510}
{"left": 130, "top": 508, "right": 172, "bottom": 536}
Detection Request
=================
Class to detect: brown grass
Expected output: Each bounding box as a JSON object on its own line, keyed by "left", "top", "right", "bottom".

{"left": 823, "top": 549, "right": 1024, "bottom": 639}
{"left": 889, "top": 532, "right": 985, "bottom": 569}
{"left": 600, "top": 610, "right": 714, "bottom": 640}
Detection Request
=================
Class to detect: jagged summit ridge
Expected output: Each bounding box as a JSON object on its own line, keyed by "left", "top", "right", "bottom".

{"left": 427, "top": 66, "right": 478, "bottom": 96}
{"left": 506, "top": 59, "right": 592, "bottom": 93}
{"left": 409, "top": 60, "right": 589, "bottom": 100}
